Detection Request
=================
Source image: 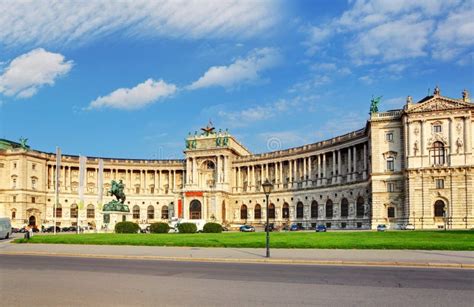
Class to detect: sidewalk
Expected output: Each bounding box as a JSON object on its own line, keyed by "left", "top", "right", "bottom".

{"left": 1, "top": 242, "right": 473, "bottom": 269}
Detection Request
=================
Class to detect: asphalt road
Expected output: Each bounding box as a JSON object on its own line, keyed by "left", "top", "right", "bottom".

{"left": 1, "top": 255, "right": 473, "bottom": 307}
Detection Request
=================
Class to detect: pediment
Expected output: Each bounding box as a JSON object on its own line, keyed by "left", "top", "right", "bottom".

{"left": 405, "top": 96, "right": 472, "bottom": 113}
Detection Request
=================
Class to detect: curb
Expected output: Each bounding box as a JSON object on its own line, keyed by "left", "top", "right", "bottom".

{"left": 1, "top": 251, "right": 473, "bottom": 269}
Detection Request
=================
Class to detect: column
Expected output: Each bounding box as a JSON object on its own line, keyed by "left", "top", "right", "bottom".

{"left": 237, "top": 167, "right": 241, "bottom": 192}
{"left": 337, "top": 150, "right": 342, "bottom": 183}
{"left": 307, "top": 157, "right": 312, "bottom": 187}
{"left": 293, "top": 160, "right": 298, "bottom": 188}
{"left": 247, "top": 165, "right": 253, "bottom": 191}
{"left": 289, "top": 160, "right": 293, "bottom": 186}
{"left": 332, "top": 151, "right": 336, "bottom": 184}
{"left": 192, "top": 158, "right": 197, "bottom": 185}
{"left": 61, "top": 166, "right": 66, "bottom": 190}
{"left": 322, "top": 154, "right": 327, "bottom": 185}
{"left": 303, "top": 157, "right": 307, "bottom": 187}
{"left": 158, "top": 170, "right": 162, "bottom": 192}
{"left": 223, "top": 156, "right": 228, "bottom": 183}
{"left": 465, "top": 116, "right": 472, "bottom": 163}
{"left": 347, "top": 147, "right": 352, "bottom": 182}
{"left": 167, "top": 170, "right": 171, "bottom": 191}
{"left": 154, "top": 170, "right": 158, "bottom": 192}
{"left": 353, "top": 146, "right": 357, "bottom": 181}
{"left": 317, "top": 155, "right": 321, "bottom": 186}
{"left": 265, "top": 163, "right": 269, "bottom": 180}
{"left": 279, "top": 162, "right": 283, "bottom": 189}
{"left": 252, "top": 165, "right": 256, "bottom": 192}
{"left": 363, "top": 143, "right": 368, "bottom": 179}
{"left": 173, "top": 170, "right": 176, "bottom": 190}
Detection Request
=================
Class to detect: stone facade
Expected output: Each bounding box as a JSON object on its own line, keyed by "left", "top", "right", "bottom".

{"left": 1, "top": 88, "right": 472, "bottom": 230}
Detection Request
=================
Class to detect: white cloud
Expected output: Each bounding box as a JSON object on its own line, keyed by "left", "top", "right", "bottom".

{"left": 348, "top": 16, "right": 433, "bottom": 63}
{"left": 0, "top": 0, "right": 280, "bottom": 49}
{"left": 303, "top": 0, "right": 470, "bottom": 64}
{"left": 432, "top": 3, "right": 474, "bottom": 60}
{"left": 89, "top": 79, "right": 177, "bottom": 110}
{"left": 289, "top": 75, "right": 331, "bottom": 93}
{"left": 358, "top": 75, "right": 374, "bottom": 85}
{"left": 0, "top": 48, "right": 73, "bottom": 98}
{"left": 188, "top": 48, "right": 280, "bottom": 90}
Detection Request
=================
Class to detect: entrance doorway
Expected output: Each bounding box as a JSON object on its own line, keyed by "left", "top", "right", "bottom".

{"left": 28, "top": 216, "right": 36, "bottom": 227}
{"left": 190, "top": 200, "right": 202, "bottom": 219}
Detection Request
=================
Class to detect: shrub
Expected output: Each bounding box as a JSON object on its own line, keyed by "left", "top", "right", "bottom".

{"left": 115, "top": 221, "right": 140, "bottom": 234}
{"left": 203, "top": 222, "right": 222, "bottom": 233}
{"left": 150, "top": 222, "right": 170, "bottom": 234}
{"left": 177, "top": 223, "right": 197, "bottom": 234}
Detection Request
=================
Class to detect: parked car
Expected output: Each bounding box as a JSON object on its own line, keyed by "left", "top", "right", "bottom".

{"left": 281, "top": 225, "right": 290, "bottom": 231}
{"left": 0, "top": 217, "right": 12, "bottom": 239}
{"left": 239, "top": 225, "right": 255, "bottom": 232}
{"left": 222, "top": 226, "right": 229, "bottom": 232}
{"left": 403, "top": 224, "right": 415, "bottom": 230}
{"left": 377, "top": 224, "right": 387, "bottom": 232}
{"left": 11, "top": 227, "right": 20, "bottom": 233}
{"left": 315, "top": 225, "right": 327, "bottom": 232}
{"left": 44, "top": 226, "right": 61, "bottom": 233}
{"left": 290, "top": 224, "right": 301, "bottom": 231}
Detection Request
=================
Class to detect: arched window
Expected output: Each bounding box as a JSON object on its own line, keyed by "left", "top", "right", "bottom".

{"left": 356, "top": 197, "right": 364, "bottom": 218}
{"left": 240, "top": 205, "right": 248, "bottom": 220}
{"left": 70, "top": 204, "right": 78, "bottom": 218}
{"left": 11, "top": 209, "right": 16, "bottom": 220}
{"left": 132, "top": 205, "right": 140, "bottom": 219}
{"left": 282, "top": 203, "right": 290, "bottom": 219}
{"left": 189, "top": 200, "right": 201, "bottom": 219}
{"left": 432, "top": 142, "right": 445, "bottom": 166}
{"left": 387, "top": 207, "right": 395, "bottom": 218}
{"left": 296, "top": 202, "right": 304, "bottom": 219}
{"left": 341, "top": 198, "right": 349, "bottom": 218}
{"left": 147, "top": 205, "right": 154, "bottom": 219}
{"left": 434, "top": 200, "right": 445, "bottom": 217}
{"left": 311, "top": 201, "right": 318, "bottom": 218}
{"left": 87, "top": 204, "right": 95, "bottom": 218}
{"left": 54, "top": 204, "right": 62, "bottom": 218}
{"left": 254, "top": 204, "right": 261, "bottom": 219}
{"left": 326, "top": 200, "right": 333, "bottom": 218}
{"left": 268, "top": 204, "right": 275, "bottom": 219}
{"left": 161, "top": 205, "right": 169, "bottom": 219}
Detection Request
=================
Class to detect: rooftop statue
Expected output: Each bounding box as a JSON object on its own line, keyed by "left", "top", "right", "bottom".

{"left": 103, "top": 179, "right": 129, "bottom": 212}
{"left": 19, "top": 137, "right": 29, "bottom": 150}
{"left": 370, "top": 96, "right": 382, "bottom": 114}
{"left": 201, "top": 120, "right": 216, "bottom": 136}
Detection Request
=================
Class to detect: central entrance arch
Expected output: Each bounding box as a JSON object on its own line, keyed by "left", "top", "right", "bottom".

{"left": 189, "top": 199, "right": 202, "bottom": 219}
{"left": 28, "top": 216, "right": 36, "bottom": 227}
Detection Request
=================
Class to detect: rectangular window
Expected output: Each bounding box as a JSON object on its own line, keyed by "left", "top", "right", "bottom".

{"left": 32, "top": 197, "right": 35, "bottom": 203}
{"left": 433, "top": 125, "right": 442, "bottom": 133}
{"left": 13, "top": 196, "right": 16, "bottom": 203}
{"left": 386, "top": 158, "right": 394, "bottom": 171}
{"left": 387, "top": 182, "right": 395, "bottom": 192}
{"left": 32, "top": 163, "right": 36, "bottom": 170}
{"left": 387, "top": 207, "right": 395, "bottom": 218}
{"left": 385, "top": 132, "right": 393, "bottom": 142}
{"left": 12, "top": 211, "right": 16, "bottom": 219}
{"left": 435, "top": 179, "right": 444, "bottom": 189}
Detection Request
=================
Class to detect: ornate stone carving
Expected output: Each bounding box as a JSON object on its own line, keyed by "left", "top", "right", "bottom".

{"left": 427, "top": 133, "right": 448, "bottom": 147}
{"left": 413, "top": 140, "right": 419, "bottom": 156}
{"left": 462, "top": 89, "right": 470, "bottom": 102}
{"left": 434, "top": 85, "right": 440, "bottom": 96}
{"left": 456, "top": 137, "right": 464, "bottom": 153}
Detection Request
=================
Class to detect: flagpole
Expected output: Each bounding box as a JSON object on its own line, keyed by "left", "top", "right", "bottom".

{"left": 54, "top": 147, "right": 61, "bottom": 235}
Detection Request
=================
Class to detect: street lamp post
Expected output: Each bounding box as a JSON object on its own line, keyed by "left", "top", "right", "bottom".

{"left": 262, "top": 179, "right": 274, "bottom": 258}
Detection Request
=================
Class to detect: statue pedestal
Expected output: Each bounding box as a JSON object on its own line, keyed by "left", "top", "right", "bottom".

{"left": 102, "top": 211, "right": 132, "bottom": 232}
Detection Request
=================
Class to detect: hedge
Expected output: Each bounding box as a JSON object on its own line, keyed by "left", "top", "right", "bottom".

{"left": 203, "top": 222, "right": 223, "bottom": 233}
{"left": 115, "top": 221, "right": 140, "bottom": 234}
{"left": 177, "top": 223, "right": 197, "bottom": 233}
{"left": 150, "top": 222, "right": 170, "bottom": 234}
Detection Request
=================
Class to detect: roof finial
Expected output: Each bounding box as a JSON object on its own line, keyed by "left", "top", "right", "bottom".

{"left": 462, "top": 89, "right": 470, "bottom": 102}
{"left": 434, "top": 85, "right": 440, "bottom": 96}
{"left": 406, "top": 95, "right": 413, "bottom": 104}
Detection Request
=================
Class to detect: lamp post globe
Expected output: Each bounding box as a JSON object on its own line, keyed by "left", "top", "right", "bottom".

{"left": 262, "top": 179, "right": 273, "bottom": 258}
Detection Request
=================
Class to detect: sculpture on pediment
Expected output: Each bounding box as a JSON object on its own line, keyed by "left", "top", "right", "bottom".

{"left": 406, "top": 95, "right": 413, "bottom": 104}
{"left": 19, "top": 137, "right": 29, "bottom": 150}
{"left": 434, "top": 85, "right": 440, "bottom": 96}
{"left": 201, "top": 120, "right": 216, "bottom": 136}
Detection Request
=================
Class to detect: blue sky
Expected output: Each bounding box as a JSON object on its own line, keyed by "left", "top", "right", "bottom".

{"left": 0, "top": 0, "right": 473, "bottom": 159}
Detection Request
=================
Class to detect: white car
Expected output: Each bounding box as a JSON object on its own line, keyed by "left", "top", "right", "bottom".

{"left": 0, "top": 217, "right": 12, "bottom": 239}
{"left": 403, "top": 224, "right": 415, "bottom": 230}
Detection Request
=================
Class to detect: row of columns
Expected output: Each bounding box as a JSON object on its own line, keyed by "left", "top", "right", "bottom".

{"left": 185, "top": 155, "right": 229, "bottom": 186}
{"left": 48, "top": 165, "right": 182, "bottom": 194}
{"left": 233, "top": 143, "right": 368, "bottom": 192}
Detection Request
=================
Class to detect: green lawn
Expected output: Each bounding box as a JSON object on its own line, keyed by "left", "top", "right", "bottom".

{"left": 13, "top": 230, "right": 474, "bottom": 250}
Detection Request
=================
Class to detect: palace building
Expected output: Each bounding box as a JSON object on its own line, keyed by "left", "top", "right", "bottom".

{"left": 1, "top": 87, "right": 473, "bottom": 230}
